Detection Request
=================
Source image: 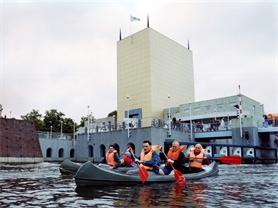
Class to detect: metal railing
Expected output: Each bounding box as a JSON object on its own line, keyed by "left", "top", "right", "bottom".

{"left": 37, "top": 131, "right": 73, "bottom": 140}
{"left": 38, "top": 117, "right": 234, "bottom": 140}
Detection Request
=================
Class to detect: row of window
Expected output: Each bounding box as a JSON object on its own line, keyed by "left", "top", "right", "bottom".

{"left": 46, "top": 148, "right": 76, "bottom": 158}
{"left": 45, "top": 143, "right": 135, "bottom": 158}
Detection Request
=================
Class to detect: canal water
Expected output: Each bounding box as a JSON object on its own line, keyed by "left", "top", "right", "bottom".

{"left": 0, "top": 162, "right": 278, "bottom": 207}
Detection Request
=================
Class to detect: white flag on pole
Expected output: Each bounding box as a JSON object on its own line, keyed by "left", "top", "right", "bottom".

{"left": 130, "top": 15, "right": 140, "bottom": 22}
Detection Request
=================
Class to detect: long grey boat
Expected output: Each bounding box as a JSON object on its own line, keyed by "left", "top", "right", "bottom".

{"left": 59, "top": 159, "right": 82, "bottom": 174}
{"left": 59, "top": 159, "right": 138, "bottom": 175}
{"left": 74, "top": 161, "right": 219, "bottom": 186}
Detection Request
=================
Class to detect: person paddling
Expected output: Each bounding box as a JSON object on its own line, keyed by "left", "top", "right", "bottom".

{"left": 158, "top": 141, "right": 187, "bottom": 175}
{"left": 121, "top": 143, "right": 138, "bottom": 167}
{"left": 184, "top": 143, "right": 210, "bottom": 173}
{"left": 99, "top": 144, "right": 121, "bottom": 170}
{"left": 126, "top": 140, "right": 160, "bottom": 175}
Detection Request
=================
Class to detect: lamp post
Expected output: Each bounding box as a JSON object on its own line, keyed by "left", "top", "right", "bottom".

{"left": 127, "top": 95, "right": 130, "bottom": 138}
{"left": 113, "top": 115, "right": 116, "bottom": 131}
{"left": 238, "top": 86, "right": 243, "bottom": 138}
{"left": 87, "top": 105, "right": 90, "bottom": 141}
{"left": 50, "top": 126, "right": 52, "bottom": 139}
{"left": 190, "top": 102, "right": 192, "bottom": 140}
{"left": 73, "top": 120, "right": 75, "bottom": 145}
{"left": 214, "top": 109, "right": 216, "bottom": 121}
{"left": 60, "top": 120, "right": 63, "bottom": 138}
{"left": 168, "top": 95, "right": 171, "bottom": 137}
{"left": 227, "top": 114, "right": 229, "bottom": 130}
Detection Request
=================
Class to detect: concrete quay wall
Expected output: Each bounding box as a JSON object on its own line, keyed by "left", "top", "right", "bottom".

{"left": 40, "top": 127, "right": 188, "bottom": 162}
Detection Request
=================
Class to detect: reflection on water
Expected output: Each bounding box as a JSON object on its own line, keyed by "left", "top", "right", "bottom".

{"left": 1, "top": 163, "right": 278, "bottom": 207}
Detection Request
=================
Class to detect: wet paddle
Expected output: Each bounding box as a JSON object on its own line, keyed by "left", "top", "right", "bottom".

{"left": 162, "top": 151, "right": 186, "bottom": 184}
{"left": 130, "top": 151, "right": 149, "bottom": 183}
{"left": 188, "top": 155, "right": 242, "bottom": 165}
{"left": 138, "top": 164, "right": 149, "bottom": 183}
{"left": 214, "top": 155, "right": 242, "bottom": 164}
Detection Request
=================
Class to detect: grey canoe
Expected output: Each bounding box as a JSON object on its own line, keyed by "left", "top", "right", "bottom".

{"left": 59, "top": 159, "right": 82, "bottom": 174}
{"left": 74, "top": 161, "right": 219, "bottom": 186}
{"left": 59, "top": 159, "right": 137, "bottom": 175}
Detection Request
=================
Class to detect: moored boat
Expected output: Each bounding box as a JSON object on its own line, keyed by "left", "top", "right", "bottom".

{"left": 74, "top": 161, "right": 219, "bottom": 186}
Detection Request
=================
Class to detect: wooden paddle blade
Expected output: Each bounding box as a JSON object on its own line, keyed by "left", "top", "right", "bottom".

{"left": 174, "top": 169, "right": 186, "bottom": 184}
{"left": 139, "top": 165, "right": 149, "bottom": 183}
{"left": 217, "top": 155, "right": 242, "bottom": 164}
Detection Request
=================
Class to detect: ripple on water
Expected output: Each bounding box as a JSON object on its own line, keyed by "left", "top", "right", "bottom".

{"left": 1, "top": 163, "right": 278, "bottom": 207}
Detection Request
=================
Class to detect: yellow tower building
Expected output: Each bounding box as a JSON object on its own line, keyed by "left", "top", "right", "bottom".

{"left": 117, "top": 27, "right": 194, "bottom": 127}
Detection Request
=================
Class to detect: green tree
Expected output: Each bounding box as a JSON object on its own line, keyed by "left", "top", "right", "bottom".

{"left": 21, "top": 109, "right": 44, "bottom": 131}
{"left": 79, "top": 116, "right": 87, "bottom": 127}
{"left": 108, "top": 110, "right": 117, "bottom": 120}
{"left": 43, "top": 109, "right": 65, "bottom": 133}
{"left": 63, "top": 117, "right": 76, "bottom": 133}
{"left": 21, "top": 108, "right": 115, "bottom": 133}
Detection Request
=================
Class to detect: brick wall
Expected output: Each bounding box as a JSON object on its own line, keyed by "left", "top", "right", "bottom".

{"left": 0, "top": 118, "right": 43, "bottom": 157}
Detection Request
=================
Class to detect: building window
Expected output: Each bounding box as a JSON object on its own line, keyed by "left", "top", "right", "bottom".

{"left": 229, "top": 102, "right": 237, "bottom": 107}
{"left": 46, "top": 148, "right": 52, "bottom": 157}
{"left": 205, "top": 105, "right": 211, "bottom": 111}
{"left": 88, "top": 145, "right": 94, "bottom": 157}
{"left": 58, "top": 148, "right": 64, "bottom": 158}
{"left": 100, "top": 144, "right": 105, "bottom": 157}
{"left": 217, "top": 104, "right": 223, "bottom": 109}
{"left": 70, "top": 149, "right": 75, "bottom": 158}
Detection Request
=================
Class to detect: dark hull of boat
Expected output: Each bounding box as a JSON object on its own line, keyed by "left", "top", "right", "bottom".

{"left": 59, "top": 159, "right": 136, "bottom": 175}
{"left": 75, "top": 161, "right": 219, "bottom": 186}
{"left": 59, "top": 159, "right": 81, "bottom": 174}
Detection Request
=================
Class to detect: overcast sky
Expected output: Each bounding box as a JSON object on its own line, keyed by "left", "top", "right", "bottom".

{"left": 0, "top": 0, "right": 277, "bottom": 123}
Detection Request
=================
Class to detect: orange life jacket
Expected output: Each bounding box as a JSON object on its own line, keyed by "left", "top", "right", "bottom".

{"left": 189, "top": 148, "right": 206, "bottom": 169}
{"left": 140, "top": 145, "right": 158, "bottom": 170}
{"left": 106, "top": 150, "right": 117, "bottom": 166}
{"left": 166, "top": 145, "right": 186, "bottom": 166}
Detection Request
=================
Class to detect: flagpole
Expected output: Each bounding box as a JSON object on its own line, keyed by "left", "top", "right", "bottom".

{"left": 130, "top": 15, "right": 140, "bottom": 40}
{"left": 238, "top": 85, "right": 242, "bottom": 138}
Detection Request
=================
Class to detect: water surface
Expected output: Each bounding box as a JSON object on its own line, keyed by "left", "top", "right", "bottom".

{"left": 0, "top": 162, "right": 277, "bottom": 207}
